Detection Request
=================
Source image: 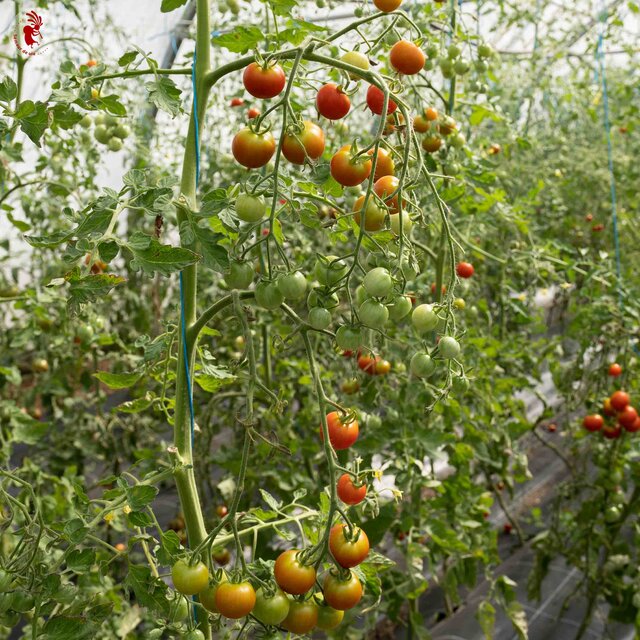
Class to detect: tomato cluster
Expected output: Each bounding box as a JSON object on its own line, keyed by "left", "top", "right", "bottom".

{"left": 583, "top": 371, "right": 638, "bottom": 439}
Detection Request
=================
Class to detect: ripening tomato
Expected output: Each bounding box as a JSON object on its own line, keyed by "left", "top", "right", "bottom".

{"left": 340, "top": 51, "right": 370, "bottom": 78}
{"left": 330, "top": 145, "right": 372, "bottom": 186}
{"left": 603, "top": 398, "right": 617, "bottom": 416}
{"left": 323, "top": 571, "right": 363, "bottom": 610}
{"left": 232, "top": 128, "right": 276, "bottom": 168}
{"left": 439, "top": 116, "right": 458, "bottom": 136}
{"left": 425, "top": 106, "right": 438, "bottom": 121}
{"left": 215, "top": 581, "right": 256, "bottom": 618}
{"left": 618, "top": 406, "right": 638, "bottom": 429}
{"left": 337, "top": 473, "right": 367, "bottom": 505}
{"left": 274, "top": 550, "right": 316, "bottom": 595}
{"left": 608, "top": 363, "right": 622, "bottom": 377}
{"left": 247, "top": 107, "right": 260, "bottom": 119}
{"left": 282, "top": 120, "right": 325, "bottom": 164}
{"left": 281, "top": 600, "right": 318, "bottom": 634}
{"left": 357, "top": 353, "right": 379, "bottom": 375}
{"left": 251, "top": 587, "right": 290, "bottom": 626}
{"left": 583, "top": 414, "right": 604, "bottom": 432}
{"left": 316, "top": 83, "right": 351, "bottom": 120}
{"left": 488, "top": 143, "right": 501, "bottom": 155}
{"left": 456, "top": 262, "right": 474, "bottom": 278}
{"left": 242, "top": 62, "right": 286, "bottom": 99}
{"left": 316, "top": 604, "right": 344, "bottom": 630}
{"left": 171, "top": 560, "right": 209, "bottom": 596}
{"left": 389, "top": 40, "right": 425, "bottom": 75}
{"left": 610, "top": 391, "right": 630, "bottom": 412}
{"left": 376, "top": 359, "right": 391, "bottom": 375}
{"left": 86, "top": 59, "right": 97, "bottom": 67}
{"left": 603, "top": 423, "right": 622, "bottom": 439}
{"left": 322, "top": 411, "right": 359, "bottom": 450}
{"left": 329, "top": 524, "right": 370, "bottom": 568}
{"left": 366, "top": 85, "right": 397, "bottom": 115}
{"left": 341, "top": 378, "right": 360, "bottom": 395}
{"left": 230, "top": 97, "right": 244, "bottom": 107}
{"left": 413, "top": 114, "right": 431, "bottom": 133}
{"left": 422, "top": 135, "right": 443, "bottom": 153}
{"left": 353, "top": 195, "right": 386, "bottom": 231}
{"left": 370, "top": 147, "right": 395, "bottom": 180}
{"left": 374, "top": 0, "right": 402, "bottom": 10}
{"left": 373, "top": 175, "right": 401, "bottom": 213}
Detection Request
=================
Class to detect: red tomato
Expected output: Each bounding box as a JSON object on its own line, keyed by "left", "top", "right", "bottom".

{"left": 627, "top": 417, "right": 640, "bottom": 433}
{"left": 456, "top": 262, "right": 474, "bottom": 278}
{"left": 603, "top": 423, "right": 622, "bottom": 439}
{"left": 592, "top": 223, "right": 604, "bottom": 232}
{"left": 582, "top": 414, "right": 603, "bottom": 432}
{"left": 389, "top": 40, "right": 425, "bottom": 75}
{"left": 373, "top": 175, "right": 401, "bottom": 213}
{"left": 610, "top": 391, "right": 630, "bottom": 412}
{"left": 323, "top": 571, "right": 363, "bottom": 610}
{"left": 274, "top": 549, "right": 316, "bottom": 595}
{"left": 366, "top": 85, "right": 397, "bottom": 115}
{"left": 316, "top": 83, "right": 351, "bottom": 120}
{"left": 337, "top": 474, "right": 367, "bottom": 505}
{"left": 230, "top": 97, "right": 244, "bottom": 107}
{"left": 603, "top": 398, "right": 617, "bottom": 416}
{"left": 374, "top": 0, "right": 402, "bottom": 11}
{"left": 247, "top": 107, "right": 260, "bottom": 119}
{"left": 242, "top": 62, "right": 286, "bottom": 99}
{"left": 215, "top": 581, "right": 256, "bottom": 618}
{"left": 282, "top": 120, "right": 325, "bottom": 164}
{"left": 321, "top": 411, "right": 359, "bottom": 450}
{"left": 329, "top": 524, "right": 370, "bottom": 568}
{"left": 370, "top": 148, "right": 395, "bottom": 180}
{"left": 357, "top": 353, "right": 379, "bottom": 375}
{"left": 618, "top": 406, "right": 638, "bottom": 429}
{"left": 585, "top": 213, "right": 593, "bottom": 222}
{"left": 330, "top": 145, "right": 372, "bottom": 186}
{"left": 232, "top": 128, "right": 275, "bottom": 168}
{"left": 608, "top": 363, "right": 622, "bottom": 377}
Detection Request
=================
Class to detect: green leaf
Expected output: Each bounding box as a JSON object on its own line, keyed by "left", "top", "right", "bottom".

{"left": 51, "top": 104, "right": 83, "bottom": 130}
{"left": 128, "top": 232, "right": 200, "bottom": 276}
{"left": 13, "top": 417, "right": 49, "bottom": 445}
{"left": 0, "top": 77, "right": 18, "bottom": 102}
{"left": 267, "top": 0, "right": 297, "bottom": 16}
{"left": 187, "top": 221, "right": 229, "bottom": 272}
{"left": 67, "top": 549, "right": 95, "bottom": 573}
{"left": 213, "top": 26, "right": 264, "bottom": 53}
{"left": 118, "top": 51, "right": 139, "bottom": 66}
{"left": 194, "top": 372, "right": 236, "bottom": 393}
{"left": 476, "top": 600, "right": 495, "bottom": 639}
{"left": 42, "top": 616, "right": 95, "bottom": 640}
{"left": 126, "top": 565, "right": 169, "bottom": 614}
{"left": 506, "top": 602, "right": 528, "bottom": 639}
{"left": 469, "top": 104, "right": 503, "bottom": 126}
{"left": 63, "top": 519, "right": 89, "bottom": 544}
{"left": 7, "top": 212, "right": 30, "bottom": 232}
{"left": 93, "top": 371, "right": 140, "bottom": 389}
{"left": 126, "top": 484, "right": 158, "bottom": 511}
{"left": 63, "top": 271, "right": 126, "bottom": 311}
{"left": 161, "top": 0, "right": 189, "bottom": 11}
{"left": 145, "top": 77, "right": 182, "bottom": 117}
{"left": 96, "top": 94, "right": 127, "bottom": 116}
{"left": 17, "top": 100, "right": 49, "bottom": 145}
{"left": 156, "top": 530, "right": 181, "bottom": 566}
{"left": 0, "top": 365, "right": 21, "bottom": 385}
{"left": 112, "top": 392, "right": 155, "bottom": 414}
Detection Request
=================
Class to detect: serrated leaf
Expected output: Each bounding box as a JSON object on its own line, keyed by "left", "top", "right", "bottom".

{"left": 51, "top": 104, "right": 82, "bottom": 130}
{"left": 94, "top": 371, "right": 140, "bottom": 389}
{"left": 96, "top": 94, "right": 127, "bottom": 116}
{"left": 0, "top": 76, "right": 17, "bottom": 102}
{"left": 63, "top": 271, "right": 126, "bottom": 310}
{"left": 118, "top": 51, "right": 139, "bottom": 66}
{"left": 126, "top": 484, "right": 158, "bottom": 511}
{"left": 128, "top": 232, "right": 199, "bottom": 276}
{"left": 0, "top": 365, "right": 21, "bottom": 385}
{"left": 17, "top": 100, "right": 49, "bottom": 145}
{"left": 63, "top": 519, "right": 88, "bottom": 544}
{"left": 213, "top": 26, "right": 264, "bottom": 53}
{"left": 161, "top": 0, "right": 189, "bottom": 11}
{"left": 13, "top": 417, "right": 49, "bottom": 444}
{"left": 67, "top": 549, "right": 95, "bottom": 573}
{"left": 145, "top": 77, "right": 182, "bottom": 117}
{"left": 189, "top": 222, "right": 229, "bottom": 272}
{"left": 42, "top": 616, "right": 96, "bottom": 640}
{"left": 194, "top": 373, "right": 236, "bottom": 392}
{"left": 126, "top": 565, "right": 169, "bottom": 614}
{"left": 477, "top": 600, "right": 495, "bottom": 639}
{"left": 113, "top": 393, "right": 155, "bottom": 414}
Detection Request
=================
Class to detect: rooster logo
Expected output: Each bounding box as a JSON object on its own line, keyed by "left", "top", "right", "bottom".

{"left": 22, "top": 11, "right": 43, "bottom": 47}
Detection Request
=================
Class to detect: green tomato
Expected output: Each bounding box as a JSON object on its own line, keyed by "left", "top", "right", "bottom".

{"left": 451, "top": 132, "right": 466, "bottom": 148}
{"left": 452, "top": 375, "right": 470, "bottom": 393}
{"left": 104, "top": 114, "right": 118, "bottom": 126}
{"left": 185, "top": 632, "right": 205, "bottom": 640}
{"left": 107, "top": 136, "right": 123, "bottom": 152}
{"left": 438, "top": 336, "right": 461, "bottom": 359}
{"left": 314, "top": 255, "right": 348, "bottom": 286}
{"left": 167, "top": 593, "right": 190, "bottom": 622}
{"left": 225, "top": 261, "right": 254, "bottom": 289}
{"left": 412, "top": 304, "right": 439, "bottom": 333}
{"left": 147, "top": 631, "right": 163, "bottom": 640}
{"left": 255, "top": 281, "right": 284, "bottom": 310}
{"left": 478, "top": 42, "right": 494, "bottom": 58}
{"left": 94, "top": 124, "right": 110, "bottom": 144}
{"left": 475, "top": 59, "right": 488, "bottom": 72}
{"left": 317, "top": 605, "right": 344, "bottom": 630}
{"left": 359, "top": 299, "right": 389, "bottom": 329}
{"left": 0, "top": 572, "right": 13, "bottom": 593}
{"left": 363, "top": 267, "right": 393, "bottom": 298}
{"left": 11, "top": 591, "right": 34, "bottom": 612}
{"left": 438, "top": 57, "right": 454, "bottom": 73}
{"left": 454, "top": 59, "right": 470, "bottom": 75}
{"left": 390, "top": 211, "right": 413, "bottom": 236}
{"left": 236, "top": 193, "right": 267, "bottom": 223}
{"left": 171, "top": 560, "right": 209, "bottom": 596}
{"left": 277, "top": 272, "right": 307, "bottom": 300}
{"left": 447, "top": 43, "right": 462, "bottom": 58}
{"left": 94, "top": 113, "right": 106, "bottom": 126}
{"left": 307, "top": 288, "right": 339, "bottom": 309}
{"left": 309, "top": 307, "right": 332, "bottom": 330}
{"left": 366, "top": 414, "right": 382, "bottom": 429}
{"left": 76, "top": 324, "right": 94, "bottom": 343}
{"left": 605, "top": 506, "right": 621, "bottom": 523}
{"left": 410, "top": 352, "right": 436, "bottom": 378}
{"left": 340, "top": 51, "right": 370, "bottom": 79}
{"left": 388, "top": 295, "right": 412, "bottom": 321}
{"left": 0, "top": 593, "right": 14, "bottom": 615}
{"left": 355, "top": 284, "right": 369, "bottom": 305}
{"left": 113, "top": 123, "right": 131, "bottom": 139}
{"left": 79, "top": 114, "right": 93, "bottom": 128}
{"left": 252, "top": 587, "right": 290, "bottom": 626}
{"left": 444, "top": 162, "right": 461, "bottom": 176}
{"left": 426, "top": 43, "right": 439, "bottom": 58}
{"left": 335, "top": 325, "right": 363, "bottom": 351}
{"left": 424, "top": 58, "right": 435, "bottom": 71}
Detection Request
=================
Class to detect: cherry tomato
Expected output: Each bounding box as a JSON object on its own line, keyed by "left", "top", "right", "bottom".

{"left": 388, "top": 294, "right": 412, "bottom": 320}
{"left": 373, "top": 175, "right": 401, "bottom": 213}
{"left": 171, "top": 560, "right": 209, "bottom": 596}
{"left": 359, "top": 299, "right": 389, "bottom": 328}
{"left": 330, "top": 145, "right": 372, "bottom": 186}
{"left": 618, "top": 406, "right": 638, "bottom": 429}
{"left": 32, "top": 358, "right": 49, "bottom": 373}
{"left": 215, "top": 581, "right": 256, "bottom": 618}
{"left": 608, "top": 363, "right": 622, "bottom": 377}
{"left": 374, "top": 0, "right": 402, "bottom": 10}
{"left": 242, "top": 62, "right": 286, "bottom": 99}
{"left": 358, "top": 353, "right": 379, "bottom": 375}
{"left": 412, "top": 304, "right": 439, "bottom": 332}
{"left": 410, "top": 352, "right": 436, "bottom": 378}
{"left": 488, "top": 143, "right": 501, "bottom": 155}
{"left": 335, "top": 325, "right": 362, "bottom": 351}
{"left": 603, "top": 399, "right": 617, "bottom": 416}
{"left": 439, "top": 116, "right": 458, "bottom": 136}
{"left": 277, "top": 271, "right": 307, "bottom": 300}
{"left": 247, "top": 107, "right": 260, "bottom": 119}
{"left": 232, "top": 128, "right": 276, "bottom": 168}
{"left": 438, "top": 336, "right": 461, "bottom": 359}
{"left": 323, "top": 571, "right": 363, "bottom": 610}
{"left": 610, "top": 391, "right": 630, "bottom": 412}
{"left": 366, "top": 85, "right": 398, "bottom": 116}
{"left": 340, "top": 51, "right": 370, "bottom": 78}
{"left": 282, "top": 120, "right": 325, "bottom": 164}
{"left": 375, "top": 359, "right": 391, "bottom": 375}
{"left": 422, "top": 135, "right": 443, "bottom": 153}
{"left": 322, "top": 411, "right": 359, "bottom": 450}
{"left": 425, "top": 107, "right": 438, "bottom": 121}
{"left": 316, "top": 83, "right": 351, "bottom": 120}
{"left": 230, "top": 97, "right": 244, "bottom": 107}
{"left": 583, "top": 414, "right": 603, "bottom": 432}
{"left": 603, "top": 423, "right": 622, "bottom": 439}
{"left": 413, "top": 114, "right": 431, "bottom": 133}
{"left": 370, "top": 147, "right": 395, "bottom": 180}
{"left": 185, "top": 632, "right": 205, "bottom": 640}
{"left": 316, "top": 604, "right": 344, "bottom": 629}
{"left": 456, "top": 261, "right": 474, "bottom": 278}
{"left": 255, "top": 281, "right": 284, "bottom": 310}
{"left": 86, "top": 59, "right": 97, "bottom": 67}
{"left": 363, "top": 266, "right": 393, "bottom": 297}
{"left": 274, "top": 549, "right": 316, "bottom": 595}
{"left": 314, "top": 255, "right": 348, "bottom": 286}
{"left": 337, "top": 473, "right": 367, "bottom": 505}
{"left": 213, "top": 549, "right": 230, "bottom": 565}
{"left": 329, "top": 523, "right": 370, "bottom": 568}
{"left": 281, "top": 600, "right": 318, "bottom": 633}
{"left": 235, "top": 193, "right": 266, "bottom": 222}
{"left": 252, "top": 587, "right": 290, "bottom": 626}
{"left": 353, "top": 195, "right": 386, "bottom": 231}
{"left": 389, "top": 40, "right": 425, "bottom": 75}
{"left": 627, "top": 417, "right": 640, "bottom": 433}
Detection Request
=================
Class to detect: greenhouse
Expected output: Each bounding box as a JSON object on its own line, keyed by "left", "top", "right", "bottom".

{"left": 0, "top": 0, "right": 639, "bottom": 638}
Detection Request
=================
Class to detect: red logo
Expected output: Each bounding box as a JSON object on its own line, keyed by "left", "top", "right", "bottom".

{"left": 13, "top": 11, "right": 48, "bottom": 56}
